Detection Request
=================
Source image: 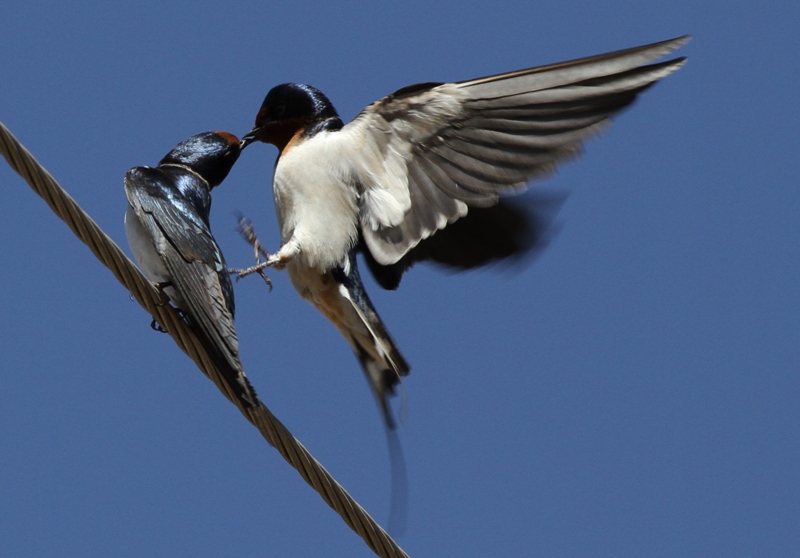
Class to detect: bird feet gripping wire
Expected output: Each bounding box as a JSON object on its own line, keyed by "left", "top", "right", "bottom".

{"left": 148, "top": 280, "right": 180, "bottom": 333}
{"left": 228, "top": 213, "right": 274, "bottom": 290}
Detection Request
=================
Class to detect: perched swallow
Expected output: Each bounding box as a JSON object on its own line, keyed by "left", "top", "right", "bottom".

{"left": 242, "top": 36, "right": 689, "bottom": 428}
{"left": 125, "top": 131, "right": 259, "bottom": 409}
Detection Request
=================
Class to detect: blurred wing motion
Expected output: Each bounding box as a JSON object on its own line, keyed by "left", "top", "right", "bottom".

{"left": 363, "top": 193, "right": 567, "bottom": 290}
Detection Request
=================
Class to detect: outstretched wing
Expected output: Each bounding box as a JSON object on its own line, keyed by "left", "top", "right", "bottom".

{"left": 125, "top": 167, "right": 257, "bottom": 408}
{"left": 343, "top": 36, "right": 689, "bottom": 266}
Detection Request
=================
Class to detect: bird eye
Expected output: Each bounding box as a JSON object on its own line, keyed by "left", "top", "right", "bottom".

{"left": 274, "top": 104, "right": 286, "bottom": 118}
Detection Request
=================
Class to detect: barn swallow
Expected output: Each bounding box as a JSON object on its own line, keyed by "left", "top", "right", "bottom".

{"left": 242, "top": 36, "right": 689, "bottom": 428}
{"left": 124, "top": 131, "right": 260, "bottom": 410}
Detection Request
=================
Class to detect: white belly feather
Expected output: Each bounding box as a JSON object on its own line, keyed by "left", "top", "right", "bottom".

{"left": 273, "top": 131, "right": 360, "bottom": 271}
{"left": 125, "top": 204, "right": 169, "bottom": 283}
{"left": 125, "top": 204, "right": 185, "bottom": 310}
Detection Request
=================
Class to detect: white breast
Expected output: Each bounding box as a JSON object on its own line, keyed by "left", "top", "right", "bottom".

{"left": 273, "top": 131, "right": 360, "bottom": 271}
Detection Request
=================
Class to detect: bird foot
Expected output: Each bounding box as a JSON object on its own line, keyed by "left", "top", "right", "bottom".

{"left": 232, "top": 212, "right": 282, "bottom": 287}
{"left": 236, "top": 213, "right": 272, "bottom": 262}
{"left": 153, "top": 281, "right": 173, "bottom": 306}
{"left": 229, "top": 262, "right": 273, "bottom": 292}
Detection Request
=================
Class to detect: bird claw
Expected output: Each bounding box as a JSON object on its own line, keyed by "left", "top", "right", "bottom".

{"left": 236, "top": 213, "right": 271, "bottom": 262}
{"left": 232, "top": 212, "right": 282, "bottom": 287}
{"left": 229, "top": 262, "right": 273, "bottom": 292}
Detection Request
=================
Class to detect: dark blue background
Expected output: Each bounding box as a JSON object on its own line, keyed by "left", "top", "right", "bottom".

{"left": 2, "top": 2, "right": 798, "bottom": 556}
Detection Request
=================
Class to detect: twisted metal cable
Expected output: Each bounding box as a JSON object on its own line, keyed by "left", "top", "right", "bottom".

{"left": 0, "top": 121, "right": 409, "bottom": 558}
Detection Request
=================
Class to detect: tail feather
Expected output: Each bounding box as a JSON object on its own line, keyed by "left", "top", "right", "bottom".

{"left": 352, "top": 342, "right": 403, "bottom": 429}
{"left": 331, "top": 252, "right": 410, "bottom": 429}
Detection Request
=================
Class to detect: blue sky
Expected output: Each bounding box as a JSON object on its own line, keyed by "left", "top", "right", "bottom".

{"left": 1, "top": 2, "right": 798, "bottom": 557}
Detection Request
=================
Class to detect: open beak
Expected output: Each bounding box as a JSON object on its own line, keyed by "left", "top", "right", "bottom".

{"left": 240, "top": 128, "right": 261, "bottom": 148}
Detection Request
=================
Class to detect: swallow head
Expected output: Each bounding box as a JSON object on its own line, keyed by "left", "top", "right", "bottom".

{"left": 159, "top": 131, "right": 242, "bottom": 188}
{"left": 242, "top": 83, "right": 340, "bottom": 151}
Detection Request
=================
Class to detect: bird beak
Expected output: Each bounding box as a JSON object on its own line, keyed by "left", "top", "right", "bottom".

{"left": 240, "top": 128, "right": 260, "bottom": 148}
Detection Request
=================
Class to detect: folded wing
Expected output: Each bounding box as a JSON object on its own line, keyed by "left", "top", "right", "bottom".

{"left": 125, "top": 168, "right": 257, "bottom": 407}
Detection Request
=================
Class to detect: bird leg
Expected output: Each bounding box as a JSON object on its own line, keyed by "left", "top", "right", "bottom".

{"left": 230, "top": 261, "right": 273, "bottom": 290}
{"left": 153, "top": 280, "right": 173, "bottom": 306}
{"left": 236, "top": 213, "right": 272, "bottom": 262}
{"left": 229, "top": 213, "right": 274, "bottom": 290}
{"left": 265, "top": 237, "right": 300, "bottom": 270}
{"left": 146, "top": 281, "right": 185, "bottom": 332}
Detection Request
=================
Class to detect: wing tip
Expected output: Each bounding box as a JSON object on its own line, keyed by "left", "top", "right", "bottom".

{"left": 460, "top": 34, "right": 691, "bottom": 89}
